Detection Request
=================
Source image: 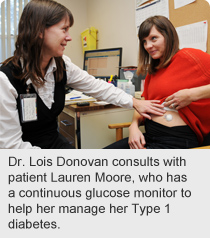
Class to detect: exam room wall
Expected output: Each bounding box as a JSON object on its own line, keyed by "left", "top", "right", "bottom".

{"left": 57, "top": 0, "right": 138, "bottom": 69}
{"left": 86, "top": 0, "right": 138, "bottom": 67}
{"left": 57, "top": 0, "right": 89, "bottom": 68}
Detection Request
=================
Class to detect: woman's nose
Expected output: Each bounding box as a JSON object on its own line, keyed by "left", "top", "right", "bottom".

{"left": 145, "top": 41, "right": 153, "bottom": 50}
{"left": 66, "top": 32, "right": 72, "bottom": 41}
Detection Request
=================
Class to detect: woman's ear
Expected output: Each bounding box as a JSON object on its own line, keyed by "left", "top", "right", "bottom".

{"left": 39, "top": 32, "right": 43, "bottom": 39}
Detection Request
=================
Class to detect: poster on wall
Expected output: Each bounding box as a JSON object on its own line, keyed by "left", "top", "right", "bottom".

{"left": 176, "top": 20, "right": 208, "bottom": 52}
{"left": 136, "top": 0, "right": 150, "bottom": 7}
{"left": 135, "top": 0, "right": 169, "bottom": 31}
{"left": 174, "top": 0, "right": 196, "bottom": 9}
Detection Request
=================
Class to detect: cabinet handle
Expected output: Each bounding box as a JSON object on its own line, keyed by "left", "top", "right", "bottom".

{"left": 61, "top": 120, "right": 73, "bottom": 126}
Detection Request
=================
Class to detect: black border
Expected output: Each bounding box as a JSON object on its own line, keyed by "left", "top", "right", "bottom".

{"left": 83, "top": 47, "right": 123, "bottom": 79}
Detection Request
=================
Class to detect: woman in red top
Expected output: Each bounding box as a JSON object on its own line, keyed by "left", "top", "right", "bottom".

{"left": 105, "top": 15, "right": 210, "bottom": 149}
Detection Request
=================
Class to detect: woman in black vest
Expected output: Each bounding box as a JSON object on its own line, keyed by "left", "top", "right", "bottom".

{"left": 0, "top": 0, "right": 165, "bottom": 149}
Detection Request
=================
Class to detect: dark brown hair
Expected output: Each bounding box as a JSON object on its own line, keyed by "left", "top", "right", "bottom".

{"left": 2, "top": 0, "right": 74, "bottom": 86}
{"left": 137, "top": 16, "right": 179, "bottom": 75}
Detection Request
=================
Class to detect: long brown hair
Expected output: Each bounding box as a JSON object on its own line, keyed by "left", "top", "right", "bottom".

{"left": 2, "top": 0, "right": 74, "bottom": 86}
{"left": 137, "top": 16, "right": 179, "bottom": 75}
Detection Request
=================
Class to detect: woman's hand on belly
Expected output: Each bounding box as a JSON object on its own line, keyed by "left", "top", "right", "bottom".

{"left": 151, "top": 111, "right": 187, "bottom": 127}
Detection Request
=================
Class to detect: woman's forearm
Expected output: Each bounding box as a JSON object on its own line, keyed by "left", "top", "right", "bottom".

{"left": 131, "top": 110, "right": 144, "bottom": 128}
{"left": 189, "top": 84, "right": 210, "bottom": 101}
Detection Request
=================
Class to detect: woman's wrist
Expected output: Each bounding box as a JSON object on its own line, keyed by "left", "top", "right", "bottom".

{"left": 130, "top": 118, "right": 142, "bottom": 130}
{"left": 132, "top": 97, "right": 138, "bottom": 109}
{"left": 188, "top": 88, "right": 197, "bottom": 102}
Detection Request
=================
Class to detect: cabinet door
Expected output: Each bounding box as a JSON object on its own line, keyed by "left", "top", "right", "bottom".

{"left": 80, "top": 108, "right": 134, "bottom": 149}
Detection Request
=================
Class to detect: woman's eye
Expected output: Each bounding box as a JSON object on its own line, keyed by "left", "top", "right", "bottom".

{"left": 152, "top": 36, "right": 157, "bottom": 40}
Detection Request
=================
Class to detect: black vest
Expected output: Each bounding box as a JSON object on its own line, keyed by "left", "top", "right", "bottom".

{"left": 0, "top": 62, "right": 67, "bottom": 148}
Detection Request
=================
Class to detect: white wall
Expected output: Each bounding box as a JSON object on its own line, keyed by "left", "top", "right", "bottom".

{"left": 58, "top": 0, "right": 138, "bottom": 69}
{"left": 57, "top": 0, "right": 89, "bottom": 68}
{"left": 87, "top": 0, "right": 138, "bottom": 66}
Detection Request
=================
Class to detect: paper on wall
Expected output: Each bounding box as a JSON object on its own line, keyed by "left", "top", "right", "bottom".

{"left": 135, "top": 0, "right": 169, "bottom": 31}
{"left": 174, "top": 0, "right": 196, "bottom": 9}
{"left": 176, "top": 20, "right": 208, "bottom": 52}
{"left": 136, "top": 0, "right": 150, "bottom": 8}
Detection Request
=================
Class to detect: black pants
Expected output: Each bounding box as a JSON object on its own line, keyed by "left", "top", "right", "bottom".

{"left": 42, "top": 133, "right": 75, "bottom": 149}
{"left": 104, "top": 120, "right": 199, "bottom": 149}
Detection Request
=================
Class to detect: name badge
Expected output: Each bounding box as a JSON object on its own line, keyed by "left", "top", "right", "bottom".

{"left": 20, "top": 94, "right": 37, "bottom": 123}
